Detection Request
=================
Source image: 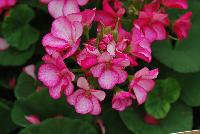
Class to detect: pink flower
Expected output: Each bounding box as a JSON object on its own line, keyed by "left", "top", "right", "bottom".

{"left": 112, "top": 91, "right": 133, "bottom": 111}
{"left": 134, "top": 11, "right": 169, "bottom": 42}
{"left": 130, "top": 27, "right": 152, "bottom": 63}
{"left": 0, "top": 37, "right": 9, "bottom": 51}
{"left": 23, "top": 64, "right": 36, "bottom": 80}
{"left": 42, "top": 16, "right": 83, "bottom": 59}
{"left": 0, "top": 0, "right": 17, "bottom": 13}
{"left": 48, "top": 0, "right": 89, "bottom": 18}
{"left": 162, "top": 0, "right": 188, "bottom": 9}
{"left": 129, "top": 67, "right": 159, "bottom": 105}
{"left": 95, "top": 0, "right": 125, "bottom": 27}
{"left": 38, "top": 54, "right": 75, "bottom": 99}
{"left": 173, "top": 12, "right": 192, "bottom": 40}
{"left": 25, "top": 115, "right": 41, "bottom": 125}
{"left": 67, "top": 77, "right": 106, "bottom": 115}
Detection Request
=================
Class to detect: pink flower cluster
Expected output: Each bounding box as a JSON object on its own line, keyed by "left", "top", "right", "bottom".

{"left": 38, "top": 0, "right": 192, "bottom": 115}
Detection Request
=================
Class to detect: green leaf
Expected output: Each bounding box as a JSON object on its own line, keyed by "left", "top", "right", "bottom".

{"left": 120, "top": 102, "right": 193, "bottom": 134}
{"left": 145, "top": 78, "right": 181, "bottom": 119}
{"left": 2, "top": 4, "right": 39, "bottom": 50}
{"left": 0, "top": 101, "right": 17, "bottom": 134}
{"left": 14, "top": 72, "right": 37, "bottom": 99}
{"left": 153, "top": 0, "right": 200, "bottom": 73}
{"left": 0, "top": 46, "right": 35, "bottom": 66}
{"left": 156, "top": 61, "right": 200, "bottom": 107}
{"left": 11, "top": 89, "right": 92, "bottom": 127}
{"left": 19, "top": 118, "right": 97, "bottom": 134}
{"left": 100, "top": 106, "right": 133, "bottom": 134}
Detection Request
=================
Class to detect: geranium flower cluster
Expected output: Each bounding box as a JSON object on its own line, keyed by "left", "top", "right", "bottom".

{"left": 38, "top": 0, "right": 192, "bottom": 115}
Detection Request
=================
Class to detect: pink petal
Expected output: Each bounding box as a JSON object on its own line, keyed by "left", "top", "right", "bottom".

{"left": 134, "top": 67, "right": 149, "bottom": 78}
{"left": 38, "top": 64, "right": 61, "bottom": 87}
{"left": 64, "top": 80, "right": 74, "bottom": 96}
{"left": 142, "top": 68, "right": 159, "bottom": 79}
{"left": 25, "top": 115, "right": 41, "bottom": 125}
{"left": 0, "top": 37, "right": 9, "bottom": 51}
{"left": 112, "top": 66, "right": 128, "bottom": 84}
{"left": 95, "top": 11, "right": 115, "bottom": 27}
{"left": 40, "top": 0, "right": 51, "bottom": 4}
{"left": 42, "top": 33, "right": 68, "bottom": 49}
{"left": 23, "top": 64, "right": 36, "bottom": 80}
{"left": 107, "top": 41, "right": 116, "bottom": 56}
{"left": 90, "top": 96, "right": 101, "bottom": 115}
{"left": 48, "top": 0, "right": 65, "bottom": 18}
{"left": 98, "top": 69, "right": 119, "bottom": 90}
{"left": 49, "top": 80, "right": 65, "bottom": 99}
{"left": 77, "top": 77, "right": 90, "bottom": 90}
{"left": 143, "top": 26, "right": 157, "bottom": 42}
{"left": 63, "top": 39, "right": 80, "bottom": 59}
{"left": 133, "top": 84, "right": 147, "bottom": 105}
{"left": 67, "top": 89, "right": 85, "bottom": 105}
{"left": 98, "top": 52, "right": 112, "bottom": 63}
{"left": 63, "top": 0, "right": 80, "bottom": 16}
{"left": 51, "top": 17, "right": 72, "bottom": 41}
{"left": 152, "top": 23, "right": 167, "bottom": 41}
{"left": 75, "top": 95, "right": 93, "bottom": 114}
{"left": 77, "top": 0, "right": 89, "bottom": 6}
{"left": 138, "top": 79, "right": 155, "bottom": 92}
{"left": 91, "top": 90, "right": 106, "bottom": 101}
{"left": 90, "top": 63, "right": 106, "bottom": 78}
{"left": 66, "top": 13, "right": 82, "bottom": 23}
{"left": 72, "top": 21, "right": 83, "bottom": 42}
{"left": 81, "top": 9, "right": 96, "bottom": 26}
{"left": 81, "top": 56, "right": 98, "bottom": 69}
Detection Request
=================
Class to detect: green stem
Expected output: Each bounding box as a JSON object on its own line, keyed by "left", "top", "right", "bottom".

{"left": 168, "top": 35, "right": 179, "bottom": 41}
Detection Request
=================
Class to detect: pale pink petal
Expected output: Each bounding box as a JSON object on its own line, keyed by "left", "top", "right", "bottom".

{"left": 75, "top": 95, "right": 93, "bottom": 114}
{"left": 133, "top": 84, "right": 147, "bottom": 105}
{"left": 72, "top": 21, "right": 83, "bottom": 42}
{"left": 42, "top": 33, "right": 68, "bottom": 49}
{"left": 63, "top": 0, "right": 80, "bottom": 16}
{"left": 0, "top": 37, "right": 9, "bottom": 51}
{"left": 138, "top": 79, "right": 155, "bottom": 92}
{"left": 107, "top": 41, "right": 116, "bottom": 56}
{"left": 49, "top": 80, "right": 64, "bottom": 99}
{"left": 48, "top": 0, "right": 65, "bottom": 18}
{"left": 98, "top": 69, "right": 119, "bottom": 90}
{"left": 25, "top": 115, "right": 41, "bottom": 125}
{"left": 112, "top": 66, "right": 128, "bottom": 84}
{"left": 90, "top": 63, "right": 106, "bottom": 78}
{"left": 98, "top": 52, "right": 112, "bottom": 63}
{"left": 23, "top": 64, "right": 36, "bottom": 80}
{"left": 143, "top": 26, "right": 157, "bottom": 42}
{"left": 77, "top": 0, "right": 89, "bottom": 6}
{"left": 90, "top": 96, "right": 101, "bottom": 115}
{"left": 64, "top": 80, "right": 74, "bottom": 96}
{"left": 67, "top": 89, "right": 85, "bottom": 105}
{"left": 91, "top": 90, "right": 106, "bottom": 101}
{"left": 66, "top": 13, "right": 82, "bottom": 22}
{"left": 77, "top": 77, "right": 90, "bottom": 90}
{"left": 134, "top": 67, "right": 149, "bottom": 78}
{"left": 38, "top": 64, "right": 61, "bottom": 87}
{"left": 51, "top": 17, "right": 72, "bottom": 41}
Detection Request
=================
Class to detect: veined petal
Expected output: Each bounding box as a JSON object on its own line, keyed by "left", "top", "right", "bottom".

{"left": 38, "top": 64, "right": 60, "bottom": 87}
{"left": 63, "top": 0, "right": 80, "bottom": 16}
{"left": 77, "top": 0, "right": 89, "bottom": 6}
{"left": 67, "top": 89, "right": 85, "bottom": 105}
{"left": 77, "top": 77, "right": 90, "bottom": 90}
{"left": 91, "top": 90, "right": 106, "bottom": 101}
{"left": 48, "top": 0, "right": 65, "bottom": 18}
{"left": 133, "top": 84, "right": 147, "bottom": 105}
{"left": 90, "top": 63, "right": 106, "bottom": 78}
{"left": 98, "top": 69, "right": 119, "bottom": 90}
{"left": 90, "top": 96, "right": 101, "bottom": 115}
{"left": 75, "top": 95, "right": 93, "bottom": 114}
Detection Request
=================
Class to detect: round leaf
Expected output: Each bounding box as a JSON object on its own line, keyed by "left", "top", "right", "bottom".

{"left": 19, "top": 118, "right": 97, "bottom": 134}
{"left": 120, "top": 102, "right": 193, "bottom": 134}
{"left": 14, "top": 72, "right": 37, "bottom": 99}
{"left": 153, "top": 0, "right": 200, "bottom": 73}
{"left": 2, "top": 4, "right": 39, "bottom": 50}
{"left": 145, "top": 78, "right": 181, "bottom": 119}
{"left": 11, "top": 89, "right": 92, "bottom": 127}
